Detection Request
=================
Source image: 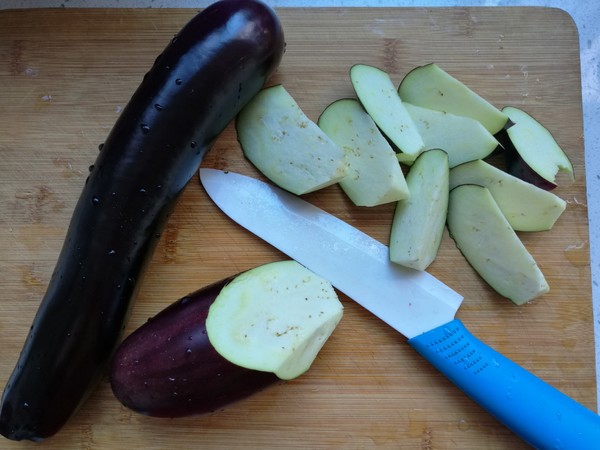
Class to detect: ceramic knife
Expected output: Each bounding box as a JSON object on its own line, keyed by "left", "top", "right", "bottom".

{"left": 199, "top": 168, "right": 600, "bottom": 449}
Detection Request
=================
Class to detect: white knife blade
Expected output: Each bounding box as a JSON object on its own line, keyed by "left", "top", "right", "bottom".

{"left": 199, "top": 168, "right": 461, "bottom": 339}
{"left": 199, "top": 168, "right": 600, "bottom": 449}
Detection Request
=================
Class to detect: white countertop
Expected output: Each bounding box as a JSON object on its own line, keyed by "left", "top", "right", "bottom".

{"left": 2, "top": 0, "right": 599, "bottom": 409}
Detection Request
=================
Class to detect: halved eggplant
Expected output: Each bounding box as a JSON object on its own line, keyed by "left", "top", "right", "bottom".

{"left": 318, "top": 98, "right": 409, "bottom": 206}
{"left": 0, "top": 0, "right": 285, "bottom": 441}
{"left": 447, "top": 184, "right": 549, "bottom": 305}
{"left": 111, "top": 261, "right": 343, "bottom": 418}
{"left": 398, "top": 63, "right": 508, "bottom": 135}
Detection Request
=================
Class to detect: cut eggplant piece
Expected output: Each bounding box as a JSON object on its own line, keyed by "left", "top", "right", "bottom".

{"left": 206, "top": 260, "right": 343, "bottom": 380}
{"left": 450, "top": 159, "right": 566, "bottom": 231}
{"left": 237, "top": 84, "right": 348, "bottom": 195}
{"left": 111, "top": 260, "right": 343, "bottom": 418}
{"left": 389, "top": 149, "right": 449, "bottom": 271}
{"left": 398, "top": 63, "right": 509, "bottom": 135}
{"left": 402, "top": 103, "right": 499, "bottom": 167}
{"left": 498, "top": 128, "right": 558, "bottom": 191}
{"left": 110, "top": 277, "right": 278, "bottom": 418}
{"left": 447, "top": 184, "right": 549, "bottom": 305}
{"left": 502, "top": 106, "right": 574, "bottom": 188}
{"left": 350, "top": 64, "right": 425, "bottom": 162}
{"left": 318, "top": 98, "right": 409, "bottom": 206}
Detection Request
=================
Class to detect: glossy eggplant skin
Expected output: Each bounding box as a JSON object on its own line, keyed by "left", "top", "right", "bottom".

{"left": 496, "top": 128, "right": 558, "bottom": 191}
{"left": 110, "top": 278, "right": 279, "bottom": 418}
{"left": 0, "top": 0, "right": 284, "bottom": 441}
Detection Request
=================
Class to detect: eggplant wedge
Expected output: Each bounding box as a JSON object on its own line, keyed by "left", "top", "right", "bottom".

{"left": 389, "top": 149, "right": 449, "bottom": 271}
{"left": 397, "top": 63, "right": 509, "bottom": 135}
{"left": 0, "top": 0, "right": 284, "bottom": 441}
{"left": 350, "top": 64, "right": 425, "bottom": 161}
{"left": 237, "top": 84, "right": 348, "bottom": 196}
{"left": 447, "top": 184, "right": 549, "bottom": 305}
{"left": 501, "top": 106, "right": 574, "bottom": 190}
{"left": 318, "top": 98, "right": 409, "bottom": 206}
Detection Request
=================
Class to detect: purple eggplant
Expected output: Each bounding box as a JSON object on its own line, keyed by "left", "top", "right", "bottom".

{"left": 110, "top": 278, "right": 279, "bottom": 418}
{"left": 0, "top": 0, "right": 284, "bottom": 441}
{"left": 110, "top": 260, "right": 343, "bottom": 418}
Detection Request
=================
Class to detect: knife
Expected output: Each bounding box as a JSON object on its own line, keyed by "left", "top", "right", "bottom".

{"left": 199, "top": 168, "right": 600, "bottom": 449}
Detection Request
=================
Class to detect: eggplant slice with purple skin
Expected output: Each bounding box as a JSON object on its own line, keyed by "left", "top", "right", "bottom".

{"left": 500, "top": 106, "right": 574, "bottom": 191}
{"left": 0, "top": 0, "right": 284, "bottom": 441}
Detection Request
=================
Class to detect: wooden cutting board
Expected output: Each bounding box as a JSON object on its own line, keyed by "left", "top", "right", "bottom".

{"left": 0, "top": 6, "right": 592, "bottom": 449}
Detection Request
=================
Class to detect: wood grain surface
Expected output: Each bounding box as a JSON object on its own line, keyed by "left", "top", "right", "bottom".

{"left": 0, "top": 6, "right": 592, "bottom": 449}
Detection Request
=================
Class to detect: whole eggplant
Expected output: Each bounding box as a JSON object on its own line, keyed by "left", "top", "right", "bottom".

{"left": 0, "top": 0, "right": 284, "bottom": 441}
{"left": 110, "top": 277, "right": 279, "bottom": 418}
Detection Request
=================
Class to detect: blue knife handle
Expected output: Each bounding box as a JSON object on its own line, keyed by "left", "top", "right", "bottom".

{"left": 408, "top": 319, "right": 600, "bottom": 449}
